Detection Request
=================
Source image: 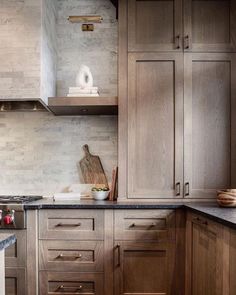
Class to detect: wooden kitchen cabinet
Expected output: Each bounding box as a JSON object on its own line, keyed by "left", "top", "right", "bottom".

{"left": 128, "top": 0, "right": 183, "bottom": 51}
{"left": 114, "top": 241, "right": 175, "bottom": 295}
{"left": 114, "top": 209, "right": 176, "bottom": 241}
{"left": 229, "top": 229, "right": 236, "bottom": 295}
{"left": 39, "top": 209, "right": 104, "bottom": 240}
{"left": 184, "top": 0, "right": 236, "bottom": 52}
{"left": 5, "top": 268, "right": 26, "bottom": 295}
{"left": 184, "top": 53, "right": 236, "bottom": 198}
{"left": 39, "top": 272, "right": 104, "bottom": 295}
{"left": 127, "top": 53, "right": 184, "bottom": 198}
{"left": 186, "top": 213, "right": 224, "bottom": 295}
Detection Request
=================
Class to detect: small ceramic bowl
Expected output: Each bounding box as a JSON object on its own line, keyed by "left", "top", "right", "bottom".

{"left": 91, "top": 190, "right": 110, "bottom": 201}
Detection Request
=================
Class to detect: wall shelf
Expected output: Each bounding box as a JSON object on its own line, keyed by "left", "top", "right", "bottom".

{"left": 48, "top": 96, "right": 118, "bottom": 116}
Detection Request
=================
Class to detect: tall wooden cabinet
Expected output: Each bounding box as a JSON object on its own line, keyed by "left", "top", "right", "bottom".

{"left": 128, "top": 53, "right": 183, "bottom": 198}
{"left": 119, "top": 0, "right": 236, "bottom": 199}
{"left": 184, "top": 53, "right": 236, "bottom": 198}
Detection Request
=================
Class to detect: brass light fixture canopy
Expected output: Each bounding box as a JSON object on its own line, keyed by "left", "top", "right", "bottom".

{"left": 68, "top": 15, "right": 103, "bottom": 23}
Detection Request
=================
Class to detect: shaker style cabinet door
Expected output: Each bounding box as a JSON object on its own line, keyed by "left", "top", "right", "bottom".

{"left": 184, "top": 0, "right": 236, "bottom": 52}
{"left": 114, "top": 242, "right": 175, "bottom": 295}
{"left": 186, "top": 213, "right": 224, "bottom": 295}
{"left": 128, "top": 0, "right": 183, "bottom": 51}
{"left": 184, "top": 53, "right": 236, "bottom": 198}
{"left": 5, "top": 268, "right": 26, "bottom": 295}
{"left": 128, "top": 53, "right": 184, "bottom": 198}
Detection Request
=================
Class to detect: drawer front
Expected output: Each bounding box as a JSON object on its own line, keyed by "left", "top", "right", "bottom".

{"left": 115, "top": 210, "right": 176, "bottom": 241}
{"left": 39, "top": 271, "right": 104, "bottom": 295}
{"left": 39, "top": 210, "right": 104, "bottom": 240}
{"left": 5, "top": 268, "right": 26, "bottom": 295}
{"left": 39, "top": 240, "right": 104, "bottom": 272}
{"left": 3, "top": 230, "right": 26, "bottom": 267}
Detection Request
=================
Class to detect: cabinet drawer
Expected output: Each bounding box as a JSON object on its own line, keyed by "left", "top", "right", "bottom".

{"left": 5, "top": 268, "right": 26, "bottom": 295}
{"left": 115, "top": 210, "right": 175, "bottom": 241}
{"left": 39, "top": 240, "right": 103, "bottom": 272}
{"left": 39, "top": 271, "right": 104, "bottom": 295}
{"left": 39, "top": 210, "right": 104, "bottom": 240}
{"left": 4, "top": 230, "right": 26, "bottom": 267}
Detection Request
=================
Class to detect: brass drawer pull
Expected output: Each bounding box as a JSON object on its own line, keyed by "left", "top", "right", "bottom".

{"left": 175, "top": 182, "right": 181, "bottom": 196}
{"left": 184, "top": 35, "right": 190, "bottom": 49}
{"left": 116, "top": 244, "right": 121, "bottom": 267}
{"left": 56, "top": 222, "right": 81, "bottom": 227}
{"left": 184, "top": 182, "right": 190, "bottom": 196}
{"left": 175, "top": 35, "right": 181, "bottom": 49}
{"left": 57, "top": 253, "right": 82, "bottom": 259}
{"left": 129, "top": 222, "right": 156, "bottom": 228}
{"left": 56, "top": 285, "right": 83, "bottom": 293}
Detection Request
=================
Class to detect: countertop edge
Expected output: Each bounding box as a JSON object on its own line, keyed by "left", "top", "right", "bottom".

{"left": 0, "top": 234, "right": 16, "bottom": 251}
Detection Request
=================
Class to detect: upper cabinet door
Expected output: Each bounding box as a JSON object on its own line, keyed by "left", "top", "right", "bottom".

{"left": 184, "top": 53, "right": 236, "bottom": 198}
{"left": 184, "top": 0, "right": 236, "bottom": 52}
{"left": 128, "top": 53, "right": 184, "bottom": 199}
{"left": 128, "top": 0, "right": 183, "bottom": 51}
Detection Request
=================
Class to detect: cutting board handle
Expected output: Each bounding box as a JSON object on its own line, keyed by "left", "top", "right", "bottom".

{"left": 83, "top": 144, "right": 91, "bottom": 157}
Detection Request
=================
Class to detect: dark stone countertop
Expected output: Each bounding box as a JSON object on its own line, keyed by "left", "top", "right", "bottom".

{"left": 24, "top": 198, "right": 184, "bottom": 210}
{"left": 184, "top": 203, "right": 236, "bottom": 229}
{"left": 24, "top": 198, "right": 236, "bottom": 230}
{"left": 0, "top": 234, "right": 16, "bottom": 251}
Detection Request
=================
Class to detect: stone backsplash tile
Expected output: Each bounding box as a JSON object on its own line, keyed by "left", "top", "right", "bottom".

{"left": 0, "top": 112, "right": 118, "bottom": 195}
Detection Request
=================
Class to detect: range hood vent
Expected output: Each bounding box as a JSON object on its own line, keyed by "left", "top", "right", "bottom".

{"left": 0, "top": 99, "right": 49, "bottom": 112}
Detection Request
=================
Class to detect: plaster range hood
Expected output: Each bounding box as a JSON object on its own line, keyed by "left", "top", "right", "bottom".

{"left": 0, "top": 99, "right": 49, "bottom": 112}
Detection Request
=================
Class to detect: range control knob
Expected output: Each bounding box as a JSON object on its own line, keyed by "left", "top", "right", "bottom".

{"left": 4, "top": 215, "right": 13, "bottom": 225}
{"left": 3, "top": 210, "right": 15, "bottom": 225}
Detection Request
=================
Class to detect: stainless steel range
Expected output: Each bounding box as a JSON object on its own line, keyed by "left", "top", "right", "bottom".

{"left": 0, "top": 196, "right": 42, "bottom": 229}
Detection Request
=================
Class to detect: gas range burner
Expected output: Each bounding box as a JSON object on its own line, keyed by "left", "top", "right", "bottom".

{"left": 0, "top": 195, "right": 43, "bottom": 204}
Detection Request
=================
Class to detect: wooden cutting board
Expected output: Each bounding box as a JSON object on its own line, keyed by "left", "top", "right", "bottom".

{"left": 79, "top": 144, "right": 108, "bottom": 187}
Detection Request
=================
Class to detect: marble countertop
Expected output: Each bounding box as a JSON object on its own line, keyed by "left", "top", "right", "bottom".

{"left": 0, "top": 234, "right": 16, "bottom": 251}
{"left": 24, "top": 198, "right": 236, "bottom": 230}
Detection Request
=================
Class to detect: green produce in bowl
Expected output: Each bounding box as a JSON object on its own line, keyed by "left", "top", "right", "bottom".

{"left": 91, "top": 187, "right": 109, "bottom": 192}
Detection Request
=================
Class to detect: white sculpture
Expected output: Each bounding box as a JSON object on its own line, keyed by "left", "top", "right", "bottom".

{"left": 76, "top": 65, "right": 93, "bottom": 88}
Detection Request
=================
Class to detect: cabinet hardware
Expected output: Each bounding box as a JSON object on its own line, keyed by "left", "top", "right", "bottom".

{"left": 175, "top": 35, "right": 181, "bottom": 49}
{"left": 57, "top": 253, "right": 82, "bottom": 259}
{"left": 193, "top": 217, "right": 208, "bottom": 226}
{"left": 175, "top": 182, "right": 181, "bottom": 196}
{"left": 184, "top": 182, "right": 190, "bottom": 196}
{"left": 55, "top": 222, "right": 81, "bottom": 227}
{"left": 56, "top": 284, "right": 83, "bottom": 293}
{"left": 116, "top": 244, "right": 121, "bottom": 267}
{"left": 184, "top": 35, "right": 190, "bottom": 49}
{"left": 129, "top": 223, "right": 156, "bottom": 228}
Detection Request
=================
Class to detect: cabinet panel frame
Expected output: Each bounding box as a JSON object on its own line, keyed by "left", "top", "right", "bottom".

{"left": 5, "top": 267, "right": 26, "bottom": 295}
{"left": 128, "top": 0, "right": 183, "bottom": 52}
{"left": 185, "top": 212, "right": 224, "bottom": 295}
{"left": 39, "top": 209, "right": 104, "bottom": 240}
{"left": 184, "top": 0, "right": 236, "bottom": 52}
{"left": 184, "top": 53, "right": 236, "bottom": 198}
{"left": 128, "top": 52, "right": 184, "bottom": 199}
{"left": 114, "top": 241, "right": 175, "bottom": 295}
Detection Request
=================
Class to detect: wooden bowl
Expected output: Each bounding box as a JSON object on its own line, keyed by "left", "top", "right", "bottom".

{"left": 217, "top": 189, "right": 236, "bottom": 207}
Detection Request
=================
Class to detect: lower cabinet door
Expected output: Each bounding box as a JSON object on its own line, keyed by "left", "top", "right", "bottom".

{"left": 186, "top": 213, "right": 224, "bottom": 295}
{"left": 229, "top": 229, "right": 236, "bottom": 295}
{"left": 5, "top": 268, "right": 26, "bottom": 295}
{"left": 114, "top": 241, "right": 175, "bottom": 295}
{"left": 39, "top": 272, "right": 104, "bottom": 295}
